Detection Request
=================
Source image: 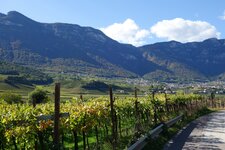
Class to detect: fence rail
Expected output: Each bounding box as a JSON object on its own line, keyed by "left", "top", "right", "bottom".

{"left": 128, "top": 114, "right": 183, "bottom": 150}
{"left": 37, "top": 112, "right": 70, "bottom": 122}
{"left": 165, "top": 114, "right": 183, "bottom": 127}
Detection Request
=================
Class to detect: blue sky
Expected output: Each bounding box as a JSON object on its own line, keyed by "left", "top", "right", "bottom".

{"left": 1, "top": 0, "right": 225, "bottom": 46}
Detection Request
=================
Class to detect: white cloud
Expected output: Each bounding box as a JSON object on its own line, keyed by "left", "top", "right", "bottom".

{"left": 219, "top": 11, "right": 225, "bottom": 20}
{"left": 100, "top": 19, "right": 150, "bottom": 46}
{"left": 150, "top": 18, "right": 220, "bottom": 43}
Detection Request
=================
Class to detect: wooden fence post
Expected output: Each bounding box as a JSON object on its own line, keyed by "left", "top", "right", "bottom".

{"left": 54, "top": 83, "right": 60, "bottom": 149}
{"left": 80, "top": 94, "right": 86, "bottom": 150}
{"left": 165, "top": 92, "right": 169, "bottom": 112}
{"left": 134, "top": 87, "right": 141, "bottom": 135}
{"left": 33, "top": 97, "right": 38, "bottom": 150}
{"left": 109, "top": 86, "right": 116, "bottom": 150}
{"left": 152, "top": 91, "right": 157, "bottom": 125}
{"left": 195, "top": 99, "right": 198, "bottom": 109}
{"left": 135, "top": 87, "right": 139, "bottom": 120}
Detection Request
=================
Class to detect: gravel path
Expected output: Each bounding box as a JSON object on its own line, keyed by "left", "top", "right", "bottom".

{"left": 164, "top": 110, "right": 225, "bottom": 150}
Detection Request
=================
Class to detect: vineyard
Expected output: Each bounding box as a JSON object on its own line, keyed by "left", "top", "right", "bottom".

{"left": 0, "top": 84, "right": 222, "bottom": 150}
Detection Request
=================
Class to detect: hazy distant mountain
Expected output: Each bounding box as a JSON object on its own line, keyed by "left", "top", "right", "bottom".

{"left": 1, "top": 11, "right": 225, "bottom": 82}
{"left": 139, "top": 38, "right": 225, "bottom": 82}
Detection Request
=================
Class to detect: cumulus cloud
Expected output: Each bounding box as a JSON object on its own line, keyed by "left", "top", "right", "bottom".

{"left": 100, "top": 19, "right": 150, "bottom": 46}
{"left": 219, "top": 11, "right": 225, "bottom": 20}
{"left": 150, "top": 18, "right": 220, "bottom": 43}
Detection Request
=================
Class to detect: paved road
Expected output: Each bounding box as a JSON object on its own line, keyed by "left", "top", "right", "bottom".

{"left": 164, "top": 110, "right": 225, "bottom": 150}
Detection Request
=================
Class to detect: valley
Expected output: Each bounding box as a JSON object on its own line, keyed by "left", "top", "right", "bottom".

{"left": 0, "top": 6, "right": 225, "bottom": 150}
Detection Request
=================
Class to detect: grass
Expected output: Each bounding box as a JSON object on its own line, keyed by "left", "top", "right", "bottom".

{"left": 0, "top": 81, "right": 34, "bottom": 100}
{"left": 62, "top": 133, "right": 97, "bottom": 150}
{"left": 0, "top": 75, "right": 8, "bottom": 81}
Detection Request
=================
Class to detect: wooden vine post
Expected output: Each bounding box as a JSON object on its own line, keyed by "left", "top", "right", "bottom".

{"left": 109, "top": 86, "right": 117, "bottom": 150}
{"left": 135, "top": 87, "right": 138, "bottom": 118}
{"left": 80, "top": 94, "right": 86, "bottom": 150}
{"left": 134, "top": 87, "right": 140, "bottom": 134}
{"left": 211, "top": 92, "right": 215, "bottom": 108}
{"left": 164, "top": 90, "right": 169, "bottom": 112}
{"left": 32, "top": 94, "right": 38, "bottom": 150}
{"left": 54, "top": 83, "right": 60, "bottom": 149}
{"left": 152, "top": 90, "right": 157, "bottom": 125}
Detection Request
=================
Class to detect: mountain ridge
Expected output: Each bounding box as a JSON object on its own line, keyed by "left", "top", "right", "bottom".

{"left": 140, "top": 38, "right": 225, "bottom": 81}
{"left": 0, "top": 11, "right": 160, "bottom": 77}
{"left": 0, "top": 11, "right": 225, "bottom": 82}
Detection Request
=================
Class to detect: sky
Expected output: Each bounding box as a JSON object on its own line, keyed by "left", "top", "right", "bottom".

{"left": 0, "top": 0, "right": 225, "bottom": 46}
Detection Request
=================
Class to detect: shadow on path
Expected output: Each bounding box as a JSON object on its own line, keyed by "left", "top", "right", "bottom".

{"left": 164, "top": 122, "right": 197, "bottom": 150}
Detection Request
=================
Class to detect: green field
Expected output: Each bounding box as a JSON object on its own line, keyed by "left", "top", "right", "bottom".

{"left": 0, "top": 74, "right": 141, "bottom": 102}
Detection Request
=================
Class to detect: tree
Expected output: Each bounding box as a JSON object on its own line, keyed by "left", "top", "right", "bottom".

{"left": 29, "top": 88, "right": 49, "bottom": 106}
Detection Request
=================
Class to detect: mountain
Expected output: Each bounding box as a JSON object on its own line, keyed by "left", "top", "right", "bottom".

{"left": 1, "top": 11, "right": 225, "bottom": 82}
{"left": 0, "top": 11, "right": 158, "bottom": 78}
{"left": 139, "top": 38, "right": 225, "bottom": 82}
